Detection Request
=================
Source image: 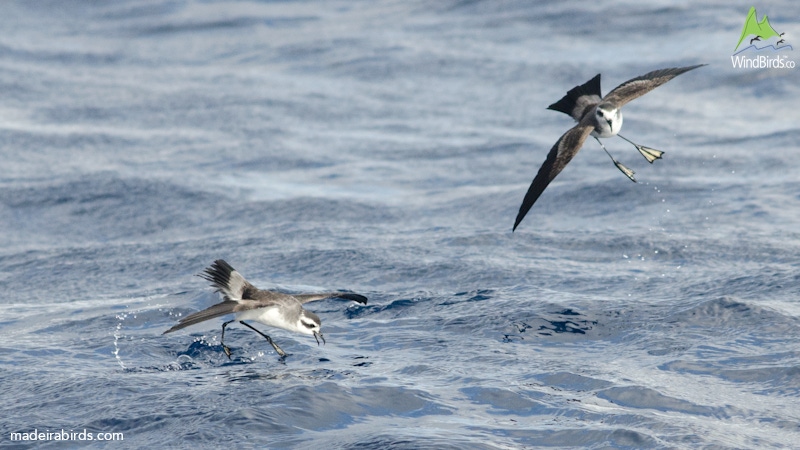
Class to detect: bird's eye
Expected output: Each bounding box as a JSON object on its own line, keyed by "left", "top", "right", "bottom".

{"left": 302, "top": 321, "right": 317, "bottom": 329}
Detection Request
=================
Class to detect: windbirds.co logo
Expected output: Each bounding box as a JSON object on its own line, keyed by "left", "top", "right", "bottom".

{"left": 731, "top": 6, "right": 795, "bottom": 69}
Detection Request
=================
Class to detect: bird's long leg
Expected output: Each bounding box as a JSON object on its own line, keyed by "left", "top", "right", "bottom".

{"left": 594, "top": 137, "right": 636, "bottom": 182}
{"left": 220, "top": 320, "right": 236, "bottom": 359}
{"left": 617, "top": 134, "right": 664, "bottom": 163}
{"left": 239, "top": 321, "right": 287, "bottom": 357}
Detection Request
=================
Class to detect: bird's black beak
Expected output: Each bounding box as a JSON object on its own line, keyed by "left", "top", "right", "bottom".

{"left": 314, "top": 331, "right": 326, "bottom": 346}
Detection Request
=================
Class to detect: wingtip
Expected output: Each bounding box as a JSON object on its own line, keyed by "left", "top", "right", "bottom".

{"left": 513, "top": 205, "right": 531, "bottom": 232}
{"left": 163, "top": 320, "right": 187, "bottom": 335}
{"left": 677, "top": 63, "right": 707, "bottom": 75}
{"left": 346, "top": 293, "right": 369, "bottom": 305}
{"left": 331, "top": 292, "right": 368, "bottom": 304}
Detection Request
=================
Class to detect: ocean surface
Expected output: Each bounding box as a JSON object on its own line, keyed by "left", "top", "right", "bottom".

{"left": 2, "top": 0, "right": 799, "bottom": 448}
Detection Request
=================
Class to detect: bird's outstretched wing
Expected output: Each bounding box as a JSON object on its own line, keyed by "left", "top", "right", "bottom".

{"left": 163, "top": 300, "right": 239, "bottom": 334}
{"left": 165, "top": 259, "right": 367, "bottom": 333}
{"left": 293, "top": 292, "right": 368, "bottom": 305}
{"left": 162, "top": 292, "right": 298, "bottom": 334}
{"left": 165, "top": 260, "right": 281, "bottom": 334}
{"left": 602, "top": 64, "right": 705, "bottom": 108}
{"left": 198, "top": 259, "right": 254, "bottom": 302}
{"left": 513, "top": 124, "right": 594, "bottom": 231}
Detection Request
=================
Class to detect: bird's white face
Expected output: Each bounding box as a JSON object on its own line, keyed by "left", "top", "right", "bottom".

{"left": 297, "top": 311, "right": 325, "bottom": 345}
{"left": 594, "top": 104, "right": 623, "bottom": 138}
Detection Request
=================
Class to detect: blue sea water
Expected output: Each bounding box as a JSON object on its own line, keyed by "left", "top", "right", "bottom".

{"left": 2, "top": 0, "right": 800, "bottom": 448}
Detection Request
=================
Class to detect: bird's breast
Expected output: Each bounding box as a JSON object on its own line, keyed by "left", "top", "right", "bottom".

{"left": 236, "top": 306, "right": 298, "bottom": 332}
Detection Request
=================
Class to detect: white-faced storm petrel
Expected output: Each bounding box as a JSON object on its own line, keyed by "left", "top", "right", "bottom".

{"left": 513, "top": 64, "right": 705, "bottom": 231}
{"left": 164, "top": 260, "right": 367, "bottom": 358}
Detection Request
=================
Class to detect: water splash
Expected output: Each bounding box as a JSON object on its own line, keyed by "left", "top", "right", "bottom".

{"left": 113, "top": 312, "right": 127, "bottom": 370}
